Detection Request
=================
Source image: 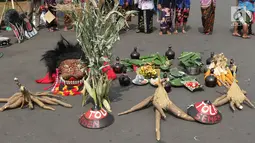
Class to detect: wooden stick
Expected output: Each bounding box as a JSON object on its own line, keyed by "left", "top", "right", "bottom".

{"left": 155, "top": 109, "right": 161, "bottom": 141}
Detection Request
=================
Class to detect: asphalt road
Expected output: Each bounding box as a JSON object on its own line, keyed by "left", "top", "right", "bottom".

{"left": 0, "top": 0, "right": 255, "bottom": 143}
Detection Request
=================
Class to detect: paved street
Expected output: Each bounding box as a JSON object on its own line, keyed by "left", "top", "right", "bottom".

{"left": 0, "top": 0, "right": 255, "bottom": 143}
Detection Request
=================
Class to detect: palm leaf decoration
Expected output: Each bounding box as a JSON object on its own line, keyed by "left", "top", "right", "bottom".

{"left": 54, "top": 0, "right": 137, "bottom": 112}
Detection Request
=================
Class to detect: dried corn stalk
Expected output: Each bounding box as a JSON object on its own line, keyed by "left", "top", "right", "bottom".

{"left": 118, "top": 69, "right": 194, "bottom": 141}
{"left": 0, "top": 78, "right": 72, "bottom": 112}
{"left": 55, "top": 0, "right": 137, "bottom": 110}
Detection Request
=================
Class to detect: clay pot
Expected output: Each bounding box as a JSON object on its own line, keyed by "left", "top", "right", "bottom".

{"left": 165, "top": 46, "right": 175, "bottom": 60}
{"left": 206, "top": 52, "right": 214, "bottom": 66}
{"left": 112, "top": 56, "right": 124, "bottom": 74}
{"left": 118, "top": 67, "right": 131, "bottom": 86}
{"left": 205, "top": 69, "right": 217, "bottom": 87}
{"left": 130, "top": 47, "right": 140, "bottom": 59}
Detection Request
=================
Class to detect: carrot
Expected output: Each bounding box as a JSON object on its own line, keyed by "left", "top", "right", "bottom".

{"left": 204, "top": 70, "right": 210, "bottom": 79}
{"left": 221, "top": 74, "right": 225, "bottom": 83}
{"left": 216, "top": 76, "right": 222, "bottom": 86}
{"left": 225, "top": 77, "right": 232, "bottom": 85}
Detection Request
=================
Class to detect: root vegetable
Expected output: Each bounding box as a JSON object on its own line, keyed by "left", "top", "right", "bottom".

{"left": 213, "top": 80, "right": 254, "bottom": 111}
{"left": 0, "top": 98, "right": 9, "bottom": 102}
{"left": 43, "top": 96, "right": 72, "bottom": 108}
{"left": 37, "top": 97, "right": 58, "bottom": 105}
{"left": 118, "top": 70, "right": 194, "bottom": 141}
{"left": 155, "top": 109, "right": 161, "bottom": 141}
{"left": 0, "top": 78, "right": 72, "bottom": 112}
{"left": 31, "top": 96, "right": 55, "bottom": 111}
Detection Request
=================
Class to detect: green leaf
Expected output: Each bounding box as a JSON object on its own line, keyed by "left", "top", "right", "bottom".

{"left": 83, "top": 79, "right": 97, "bottom": 105}
{"left": 103, "top": 99, "right": 112, "bottom": 112}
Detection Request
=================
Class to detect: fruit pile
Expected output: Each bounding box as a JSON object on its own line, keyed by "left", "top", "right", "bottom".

{"left": 138, "top": 64, "right": 157, "bottom": 79}
{"left": 183, "top": 81, "right": 201, "bottom": 91}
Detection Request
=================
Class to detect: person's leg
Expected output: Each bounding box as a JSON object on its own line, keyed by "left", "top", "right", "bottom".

{"left": 248, "top": 23, "right": 254, "bottom": 35}
{"left": 242, "top": 23, "right": 250, "bottom": 38}
{"left": 27, "top": 0, "right": 34, "bottom": 22}
{"left": 34, "top": 0, "right": 41, "bottom": 29}
{"left": 136, "top": 9, "right": 142, "bottom": 33}
{"left": 182, "top": 8, "right": 189, "bottom": 33}
{"left": 232, "top": 22, "right": 241, "bottom": 36}
{"left": 174, "top": 8, "right": 181, "bottom": 34}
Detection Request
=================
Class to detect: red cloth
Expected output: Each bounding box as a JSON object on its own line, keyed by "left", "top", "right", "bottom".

{"left": 133, "top": 65, "right": 138, "bottom": 72}
{"left": 35, "top": 72, "right": 56, "bottom": 84}
{"left": 102, "top": 61, "right": 117, "bottom": 80}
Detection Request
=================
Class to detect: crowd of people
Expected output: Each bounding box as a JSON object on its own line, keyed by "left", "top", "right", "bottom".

{"left": 27, "top": 0, "right": 255, "bottom": 38}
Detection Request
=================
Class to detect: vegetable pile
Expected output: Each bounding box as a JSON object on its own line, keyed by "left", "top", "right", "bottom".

{"left": 121, "top": 53, "right": 172, "bottom": 71}
{"left": 168, "top": 68, "right": 197, "bottom": 87}
{"left": 178, "top": 52, "right": 203, "bottom": 67}
{"left": 138, "top": 64, "right": 157, "bottom": 79}
{"left": 204, "top": 53, "right": 237, "bottom": 86}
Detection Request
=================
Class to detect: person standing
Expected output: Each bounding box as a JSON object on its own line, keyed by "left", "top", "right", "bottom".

{"left": 135, "top": 0, "right": 155, "bottom": 33}
{"left": 157, "top": 0, "right": 175, "bottom": 35}
{"left": 233, "top": 0, "right": 254, "bottom": 38}
{"left": 27, "top": 0, "right": 42, "bottom": 30}
{"left": 200, "top": 0, "right": 216, "bottom": 35}
{"left": 44, "top": 0, "right": 58, "bottom": 32}
{"left": 174, "top": 0, "right": 190, "bottom": 34}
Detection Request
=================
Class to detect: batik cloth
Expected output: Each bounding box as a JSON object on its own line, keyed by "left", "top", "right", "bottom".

{"left": 160, "top": 8, "right": 173, "bottom": 33}
{"left": 200, "top": 0, "right": 216, "bottom": 33}
{"left": 137, "top": 0, "right": 154, "bottom": 33}
{"left": 175, "top": 0, "right": 190, "bottom": 26}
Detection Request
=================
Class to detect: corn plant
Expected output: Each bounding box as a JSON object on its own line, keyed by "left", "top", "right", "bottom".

{"left": 55, "top": 0, "right": 137, "bottom": 112}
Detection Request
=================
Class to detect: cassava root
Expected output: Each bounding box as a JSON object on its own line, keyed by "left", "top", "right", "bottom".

{"left": 0, "top": 78, "right": 72, "bottom": 112}
{"left": 118, "top": 70, "right": 194, "bottom": 141}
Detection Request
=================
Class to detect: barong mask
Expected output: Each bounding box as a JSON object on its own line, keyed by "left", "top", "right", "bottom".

{"left": 41, "top": 37, "right": 88, "bottom": 96}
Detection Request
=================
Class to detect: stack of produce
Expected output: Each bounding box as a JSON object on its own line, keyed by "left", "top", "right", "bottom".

{"left": 204, "top": 53, "right": 237, "bottom": 86}
{"left": 178, "top": 52, "right": 203, "bottom": 67}
{"left": 138, "top": 63, "right": 157, "bottom": 79}
{"left": 121, "top": 53, "right": 172, "bottom": 71}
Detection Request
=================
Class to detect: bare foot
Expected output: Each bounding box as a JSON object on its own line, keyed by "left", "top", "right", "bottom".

{"left": 167, "top": 31, "right": 171, "bottom": 35}
{"left": 232, "top": 32, "right": 241, "bottom": 37}
{"left": 159, "top": 31, "right": 163, "bottom": 35}
{"left": 174, "top": 30, "right": 178, "bottom": 34}
{"left": 64, "top": 27, "right": 68, "bottom": 31}
{"left": 182, "top": 29, "right": 186, "bottom": 33}
{"left": 71, "top": 27, "right": 74, "bottom": 31}
{"left": 242, "top": 35, "right": 250, "bottom": 39}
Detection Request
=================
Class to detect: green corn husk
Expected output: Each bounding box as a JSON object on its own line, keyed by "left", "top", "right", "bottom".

{"left": 103, "top": 98, "right": 112, "bottom": 112}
